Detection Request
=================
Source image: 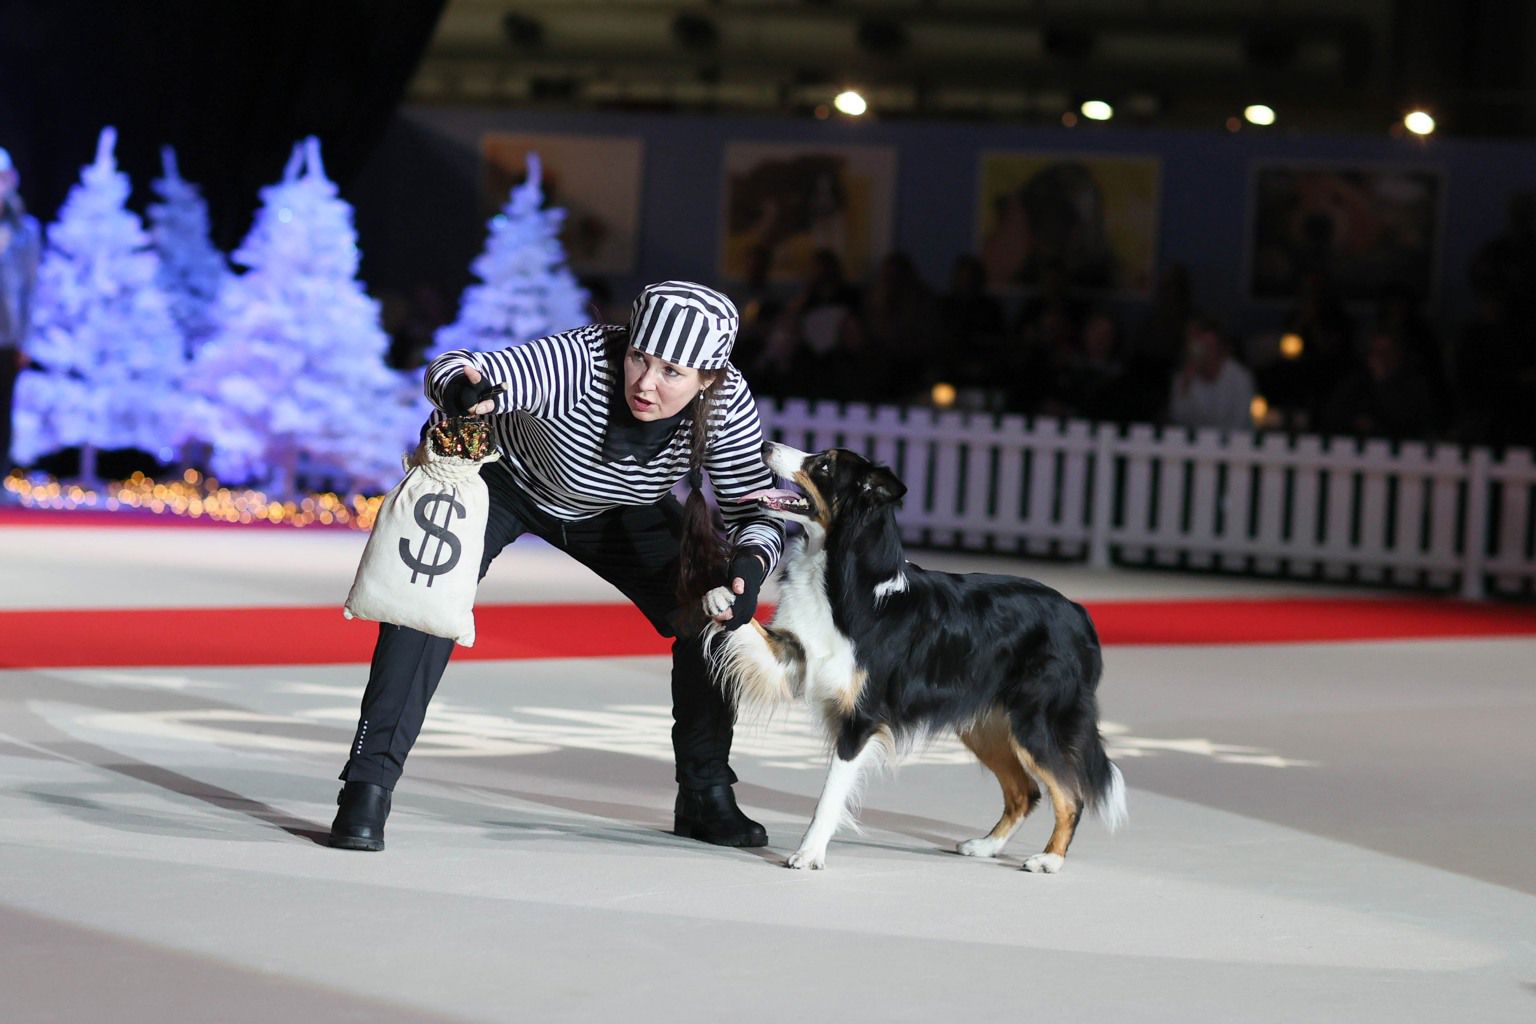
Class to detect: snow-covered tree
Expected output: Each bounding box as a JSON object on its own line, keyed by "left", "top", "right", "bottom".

{"left": 12, "top": 127, "right": 185, "bottom": 476}
{"left": 149, "top": 146, "right": 229, "bottom": 358}
{"left": 430, "top": 152, "right": 590, "bottom": 358}
{"left": 181, "top": 137, "right": 425, "bottom": 493}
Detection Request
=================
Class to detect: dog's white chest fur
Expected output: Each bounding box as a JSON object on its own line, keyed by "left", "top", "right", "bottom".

{"left": 772, "top": 533, "right": 860, "bottom": 708}
{"left": 712, "top": 527, "right": 862, "bottom": 717}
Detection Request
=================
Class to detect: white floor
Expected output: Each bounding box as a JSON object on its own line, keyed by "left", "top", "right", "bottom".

{"left": 1, "top": 520, "right": 1533, "bottom": 1022}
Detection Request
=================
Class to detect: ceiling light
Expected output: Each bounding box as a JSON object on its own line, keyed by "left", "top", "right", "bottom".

{"left": 1244, "top": 104, "right": 1276, "bottom": 126}
{"left": 1080, "top": 99, "right": 1113, "bottom": 121}
{"left": 834, "top": 90, "right": 867, "bottom": 116}
{"left": 1404, "top": 110, "right": 1436, "bottom": 136}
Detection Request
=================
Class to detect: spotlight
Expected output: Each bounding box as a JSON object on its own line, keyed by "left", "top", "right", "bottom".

{"left": 1080, "top": 99, "right": 1113, "bottom": 121}
{"left": 931, "top": 382, "right": 957, "bottom": 409}
{"left": 1404, "top": 110, "right": 1436, "bottom": 136}
{"left": 834, "top": 90, "right": 868, "bottom": 116}
{"left": 1244, "top": 104, "right": 1276, "bottom": 126}
{"left": 1279, "top": 332, "right": 1304, "bottom": 359}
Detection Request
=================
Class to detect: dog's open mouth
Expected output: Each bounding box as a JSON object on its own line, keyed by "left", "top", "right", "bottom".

{"left": 737, "top": 487, "right": 812, "bottom": 515}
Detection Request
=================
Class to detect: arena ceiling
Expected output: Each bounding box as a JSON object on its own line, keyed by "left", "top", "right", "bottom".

{"left": 407, "top": 0, "right": 1536, "bottom": 136}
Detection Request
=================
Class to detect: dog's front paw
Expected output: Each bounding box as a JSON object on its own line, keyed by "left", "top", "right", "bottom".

{"left": 957, "top": 837, "right": 1004, "bottom": 858}
{"left": 701, "top": 585, "right": 734, "bottom": 618}
{"left": 1022, "top": 852, "right": 1065, "bottom": 874}
{"left": 786, "top": 847, "right": 826, "bottom": 870}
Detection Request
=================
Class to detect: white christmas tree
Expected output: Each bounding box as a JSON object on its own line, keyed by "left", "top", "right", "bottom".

{"left": 149, "top": 146, "right": 229, "bottom": 358}
{"left": 11, "top": 127, "right": 186, "bottom": 476}
{"left": 429, "top": 152, "right": 590, "bottom": 358}
{"left": 181, "top": 137, "right": 425, "bottom": 494}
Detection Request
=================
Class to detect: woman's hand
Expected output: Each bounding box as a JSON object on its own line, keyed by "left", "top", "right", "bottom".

{"left": 705, "top": 552, "right": 767, "bottom": 631}
{"left": 444, "top": 364, "right": 499, "bottom": 416}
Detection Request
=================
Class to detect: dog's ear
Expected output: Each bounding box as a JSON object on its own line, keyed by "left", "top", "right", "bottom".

{"left": 862, "top": 466, "right": 906, "bottom": 504}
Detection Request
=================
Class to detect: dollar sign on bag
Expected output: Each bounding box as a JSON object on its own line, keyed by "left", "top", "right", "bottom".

{"left": 400, "top": 487, "right": 465, "bottom": 586}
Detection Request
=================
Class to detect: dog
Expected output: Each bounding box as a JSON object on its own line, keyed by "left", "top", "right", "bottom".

{"left": 704, "top": 442, "right": 1125, "bottom": 872}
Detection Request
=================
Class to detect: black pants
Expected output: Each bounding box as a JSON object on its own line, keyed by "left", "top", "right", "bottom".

{"left": 339, "top": 463, "right": 737, "bottom": 791}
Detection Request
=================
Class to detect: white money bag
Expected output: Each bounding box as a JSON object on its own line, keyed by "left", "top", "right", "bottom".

{"left": 344, "top": 434, "right": 500, "bottom": 646}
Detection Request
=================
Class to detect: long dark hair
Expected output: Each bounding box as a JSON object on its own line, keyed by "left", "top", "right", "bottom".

{"left": 675, "top": 381, "right": 730, "bottom": 624}
{"left": 603, "top": 329, "right": 730, "bottom": 627}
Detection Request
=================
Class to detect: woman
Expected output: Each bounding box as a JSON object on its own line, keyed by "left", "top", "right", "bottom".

{"left": 330, "top": 282, "right": 784, "bottom": 851}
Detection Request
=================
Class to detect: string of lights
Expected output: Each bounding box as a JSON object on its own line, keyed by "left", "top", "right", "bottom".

{"left": 2, "top": 469, "right": 383, "bottom": 530}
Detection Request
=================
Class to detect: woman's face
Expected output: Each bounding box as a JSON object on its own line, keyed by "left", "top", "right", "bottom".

{"left": 623, "top": 347, "right": 710, "bottom": 421}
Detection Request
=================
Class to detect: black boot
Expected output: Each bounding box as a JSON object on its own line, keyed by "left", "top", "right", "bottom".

{"left": 329, "top": 781, "right": 391, "bottom": 851}
{"left": 674, "top": 784, "right": 768, "bottom": 847}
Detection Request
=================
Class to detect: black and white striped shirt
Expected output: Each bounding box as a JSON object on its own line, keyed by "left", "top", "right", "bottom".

{"left": 425, "top": 325, "right": 784, "bottom": 566}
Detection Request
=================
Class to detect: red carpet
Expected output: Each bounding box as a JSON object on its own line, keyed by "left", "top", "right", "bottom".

{"left": 4, "top": 597, "right": 1536, "bottom": 669}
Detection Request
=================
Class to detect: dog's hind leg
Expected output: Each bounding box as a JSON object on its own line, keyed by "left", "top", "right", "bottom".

{"left": 1012, "top": 740, "right": 1082, "bottom": 874}
{"left": 955, "top": 714, "right": 1041, "bottom": 858}
{"left": 786, "top": 728, "right": 888, "bottom": 871}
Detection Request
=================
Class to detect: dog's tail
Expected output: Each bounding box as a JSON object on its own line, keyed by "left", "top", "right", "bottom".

{"left": 1072, "top": 608, "right": 1126, "bottom": 832}
{"left": 1084, "top": 741, "right": 1127, "bottom": 833}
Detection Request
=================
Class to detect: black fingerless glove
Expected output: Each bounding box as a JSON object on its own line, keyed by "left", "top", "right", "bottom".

{"left": 443, "top": 372, "right": 498, "bottom": 416}
{"left": 724, "top": 551, "right": 768, "bottom": 631}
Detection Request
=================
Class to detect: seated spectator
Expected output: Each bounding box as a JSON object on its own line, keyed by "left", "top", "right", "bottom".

{"left": 729, "top": 244, "right": 788, "bottom": 394}
{"left": 1057, "top": 309, "right": 1130, "bottom": 422}
{"left": 1468, "top": 191, "right": 1536, "bottom": 335}
{"left": 763, "top": 248, "right": 868, "bottom": 401}
{"left": 1009, "top": 303, "right": 1080, "bottom": 415}
{"left": 1319, "top": 329, "right": 1438, "bottom": 440}
{"left": 1166, "top": 316, "right": 1256, "bottom": 431}
{"left": 862, "top": 251, "right": 942, "bottom": 404}
{"left": 1128, "top": 263, "right": 1194, "bottom": 422}
{"left": 1374, "top": 284, "right": 1443, "bottom": 389}
{"left": 1282, "top": 270, "right": 1358, "bottom": 426}
{"left": 1010, "top": 261, "right": 1086, "bottom": 346}
{"left": 936, "top": 254, "right": 1007, "bottom": 404}
{"left": 1453, "top": 288, "right": 1526, "bottom": 445}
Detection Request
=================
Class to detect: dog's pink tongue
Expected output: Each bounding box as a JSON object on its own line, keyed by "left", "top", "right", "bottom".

{"left": 736, "top": 488, "right": 800, "bottom": 505}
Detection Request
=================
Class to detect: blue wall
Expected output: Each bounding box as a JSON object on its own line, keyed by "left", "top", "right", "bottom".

{"left": 349, "top": 105, "right": 1536, "bottom": 342}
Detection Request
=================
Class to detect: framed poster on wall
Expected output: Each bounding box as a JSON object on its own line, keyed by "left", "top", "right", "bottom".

{"left": 719, "top": 142, "right": 897, "bottom": 283}
{"left": 1246, "top": 162, "right": 1443, "bottom": 301}
{"left": 975, "top": 151, "right": 1161, "bottom": 295}
{"left": 480, "top": 133, "right": 644, "bottom": 275}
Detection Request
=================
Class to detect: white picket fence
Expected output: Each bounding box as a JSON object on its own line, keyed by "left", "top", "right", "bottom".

{"left": 759, "top": 398, "right": 1536, "bottom": 600}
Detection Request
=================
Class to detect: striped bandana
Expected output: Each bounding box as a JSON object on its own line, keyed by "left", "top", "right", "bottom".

{"left": 628, "top": 281, "right": 739, "bottom": 370}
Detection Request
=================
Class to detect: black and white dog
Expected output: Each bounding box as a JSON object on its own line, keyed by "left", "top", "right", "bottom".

{"left": 705, "top": 443, "right": 1125, "bottom": 872}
